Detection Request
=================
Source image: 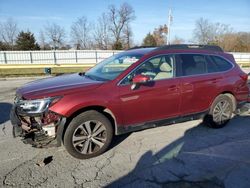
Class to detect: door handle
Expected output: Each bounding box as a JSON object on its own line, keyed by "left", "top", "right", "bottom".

{"left": 182, "top": 83, "right": 193, "bottom": 92}
{"left": 183, "top": 82, "right": 191, "bottom": 86}
{"left": 211, "top": 79, "right": 217, "bottom": 84}
{"left": 211, "top": 78, "right": 221, "bottom": 84}
{"left": 168, "top": 85, "right": 178, "bottom": 91}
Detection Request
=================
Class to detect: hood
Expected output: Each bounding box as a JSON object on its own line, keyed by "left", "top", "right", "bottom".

{"left": 17, "top": 73, "right": 104, "bottom": 99}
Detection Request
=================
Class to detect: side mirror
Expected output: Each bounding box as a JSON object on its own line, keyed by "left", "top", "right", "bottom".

{"left": 131, "top": 74, "right": 150, "bottom": 90}
{"left": 132, "top": 74, "right": 150, "bottom": 84}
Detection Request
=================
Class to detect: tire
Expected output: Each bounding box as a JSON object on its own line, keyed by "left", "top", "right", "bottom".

{"left": 64, "top": 110, "right": 113, "bottom": 159}
{"left": 204, "top": 94, "right": 234, "bottom": 128}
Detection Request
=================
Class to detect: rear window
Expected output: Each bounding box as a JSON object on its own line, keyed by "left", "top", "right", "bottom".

{"left": 175, "top": 54, "right": 233, "bottom": 77}
{"left": 211, "top": 56, "right": 233, "bottom": 71}
{"left": 175, "top": 54, "right": 207, "bottom": 76}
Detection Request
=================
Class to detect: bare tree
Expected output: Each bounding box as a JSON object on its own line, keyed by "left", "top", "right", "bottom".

{"left": 219, "top": 32, "right": 250, "bottom": 52}
{"left": 235, "top": 32, "right": 250, "bottom": 52}
{"left": 192, "top": 18, "right": 250, "bottom": 51}
{"left": 94, "top": 13, "right": 111, "bottom": 50}
{"left": 71, "top": 16, "right": 91, "bottom": 49}
{"left": 108, "top": 3, "right": 135, "bottom": 49}
{"left": 38, "top": 30, "right": 47, "bottom": 50}
{"left": 123, "top": 23, "right": 133, "bottom": 49}
{"left": 0, "top": 18, "right": 18, "bottom": 50}
{"left": 212, "top": 22, "right": 233, "bottom": 43}
{"left": 193, "top": 18, "right": 232, "bottom": 44}
{"left": 193, "top": 18, "right": 211, "bottom": 44}
{"left": 44, "top": 23, "right": 66, "bottom": 50}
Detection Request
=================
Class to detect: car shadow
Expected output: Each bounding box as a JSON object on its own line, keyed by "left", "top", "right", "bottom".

{"left": 107, "top": 115, "right": 250, "bottom": 187}
{"left": 109, "top": 133, "right": 131, "bottom": 150}
{"left": 0, "top": 102, "right": 12, "bottom": 125}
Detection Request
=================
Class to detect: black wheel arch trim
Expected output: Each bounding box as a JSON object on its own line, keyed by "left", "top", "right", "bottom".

{"left": 56, "top": 117, "right": 67, "bottom": 147}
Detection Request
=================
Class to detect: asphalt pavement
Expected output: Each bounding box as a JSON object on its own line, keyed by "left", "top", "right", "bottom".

{"left": 0, "top": 77, "right": 250, "bottom": 188}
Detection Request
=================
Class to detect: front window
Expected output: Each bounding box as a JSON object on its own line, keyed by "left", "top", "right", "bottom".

{"left": 85, "top": 53, "right": 143, "bottom": 81}
{"left": 121, "top": 55, "right": 174, "bottom": 85}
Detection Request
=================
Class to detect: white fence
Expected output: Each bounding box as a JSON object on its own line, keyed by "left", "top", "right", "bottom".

{"left": 230, "top": 52, "right": 250, "bottom": 65}
{"left": 0, "top": 50, "right": 249, "bottom": 65}
{"left": 0, "top": 50, "right": 122, "bottom": 65}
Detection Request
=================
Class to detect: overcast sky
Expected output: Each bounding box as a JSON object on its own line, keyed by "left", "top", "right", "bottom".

{"left": 0, "top": 0, "right": 249, "bottom": 44}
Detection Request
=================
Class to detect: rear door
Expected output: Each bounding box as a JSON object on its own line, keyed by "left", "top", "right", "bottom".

{"left": 175, "top": 54, "right": 223, "bottom": 115}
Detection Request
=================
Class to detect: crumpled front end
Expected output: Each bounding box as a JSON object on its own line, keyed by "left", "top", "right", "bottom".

{"left": 10, "top": 95, "right": 66, "bottom": 148}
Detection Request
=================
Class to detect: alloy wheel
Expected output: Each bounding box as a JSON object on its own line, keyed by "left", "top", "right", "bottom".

{"left": 212, "top": 100, "right": 231, "bottom": 125}
{"left": 72, "top": 120, "right": 107, "bottom": 154}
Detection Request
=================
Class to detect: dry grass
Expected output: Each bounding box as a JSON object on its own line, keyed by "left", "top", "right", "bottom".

{"left": 0, "top": 67, "right": 90, "bottom": 77}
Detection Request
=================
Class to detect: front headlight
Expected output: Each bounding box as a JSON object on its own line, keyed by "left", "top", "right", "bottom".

{"left": 17, "top": 97, "right": 61, "bottom": 114}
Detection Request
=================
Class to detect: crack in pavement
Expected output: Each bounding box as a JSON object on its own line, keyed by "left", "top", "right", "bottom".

{"left": 2, "top": 156, "right": 36, "bottom": 187}
{"left": 71, "top": 164, "right": 80, "bottom": 187}
{"left": 1, "top": 77, "right": 250, "bottom": 187}
{"left": 1, "top": 124, "right": 6, "bottom": 135}
{"left": 183, "top": 152, "right": 250, "bottom": 165}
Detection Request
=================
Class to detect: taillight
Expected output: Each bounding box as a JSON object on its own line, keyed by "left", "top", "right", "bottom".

{"left": 240, "top": 73, "right": 248, "bottom": 82}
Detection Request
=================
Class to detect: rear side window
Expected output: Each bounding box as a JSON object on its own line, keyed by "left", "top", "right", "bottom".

{"left": 211, "top": 56, "right": 233, "bottom": 71}
{"left": 175, "top": 54, "right": 207, "bottom": 76}
{"left": 206, "top": 56, "right": 219, "bottom": 73}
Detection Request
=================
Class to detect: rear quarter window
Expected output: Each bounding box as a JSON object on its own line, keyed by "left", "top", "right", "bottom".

{"left": 211, "top": 56, "right": 233, "bottom": 72}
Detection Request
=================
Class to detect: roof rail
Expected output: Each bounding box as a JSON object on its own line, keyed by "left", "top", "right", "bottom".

{"left": 156, "top": 44, "right": 223, "bottom": 52}
{"left": 127, "top": 46, "right": 157, "bottom": 50}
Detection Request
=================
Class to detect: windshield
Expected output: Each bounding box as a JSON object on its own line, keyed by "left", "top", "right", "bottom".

{"left": 85, "top": 53, "right": 143, "bottom": 81}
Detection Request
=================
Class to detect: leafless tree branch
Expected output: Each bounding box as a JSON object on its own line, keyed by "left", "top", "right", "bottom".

{"left": 71, "top": 16, "right": 92, "bottom": 49}
{"left": 44, "top": 23, "right": 66, "bottom": 50}
{"left": 0, "top": 18, "right": 18, "bottom": 50}
{"left": 94, "top": 13, "right": 111, "bottom": 50}
{"left": 108, "top": 3, "right": 135, "bottom": 48}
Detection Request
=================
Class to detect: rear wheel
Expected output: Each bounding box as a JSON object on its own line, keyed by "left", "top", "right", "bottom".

{"left": 204, "top": 94, "right": 234, "bottom": 128}
{"left": 64, "top": 110, "right": 113, "bottom": 159}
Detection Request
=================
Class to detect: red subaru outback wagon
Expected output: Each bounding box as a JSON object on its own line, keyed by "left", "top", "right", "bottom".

{"left": 11, "top": 45, "right": 249, "bottom": 159}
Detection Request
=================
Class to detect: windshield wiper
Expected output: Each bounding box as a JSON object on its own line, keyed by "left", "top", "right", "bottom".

{"left": 78, "top": 72, "right": 85, "bottom": 76}
{"left": 84, "top": 73, "right": 97, "bottom": 80}
{"left": 85, "top": 73, "right": 110, "bottom": 82}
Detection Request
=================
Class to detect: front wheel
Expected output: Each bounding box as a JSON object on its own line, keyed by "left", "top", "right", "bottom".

{"left": 64, "top": 110, "right": 113, "bottom": 159}
{"left": 204, "top": 94, "right": 234, "bottom": 128}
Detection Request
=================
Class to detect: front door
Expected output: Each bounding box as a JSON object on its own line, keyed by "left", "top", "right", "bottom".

{"left": 118, "top": 54, "right": 181, "bottom": 126}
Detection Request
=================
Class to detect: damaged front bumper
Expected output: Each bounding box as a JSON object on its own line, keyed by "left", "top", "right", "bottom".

{"left": 10, "top": 104, "right": 66, "bottom": 148}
